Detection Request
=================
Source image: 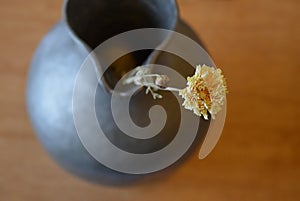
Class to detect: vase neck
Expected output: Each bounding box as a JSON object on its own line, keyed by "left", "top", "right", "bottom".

{"left": 63, "top": 0, "right": 178, "bottom": 50}
{"left": 62, "top": 0, "right": 179, "bottom": 92}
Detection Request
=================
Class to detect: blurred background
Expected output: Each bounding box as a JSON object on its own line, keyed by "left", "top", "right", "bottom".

{"left": 0, "top": 0, "right": 299, "bottom": 200}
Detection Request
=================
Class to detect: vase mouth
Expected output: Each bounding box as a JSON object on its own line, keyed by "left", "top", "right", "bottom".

{"left": 62, "top": 0, "right": 179, "bottom": 92}
{"left": 63, "top": 0, "right": 179, "bottom": 50}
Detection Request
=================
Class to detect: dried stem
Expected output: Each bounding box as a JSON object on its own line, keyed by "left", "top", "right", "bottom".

{"left": 123, "top": 66, "right": 181, "bottom": 99}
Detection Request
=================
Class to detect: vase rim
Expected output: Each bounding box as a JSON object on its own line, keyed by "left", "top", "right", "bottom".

{"left": 61, "top": 0, "right": 181, "bottom": 93}
{"left": 61, "top": 0, "right": 180, "bottom": 52}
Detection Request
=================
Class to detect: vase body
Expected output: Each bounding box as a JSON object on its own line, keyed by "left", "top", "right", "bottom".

{"left": 27, "top": 0, "right": 211, "bottom": 185}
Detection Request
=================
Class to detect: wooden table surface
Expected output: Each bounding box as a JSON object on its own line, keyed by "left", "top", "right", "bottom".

{"left": 0, "top": 0, "right": 299, "bottom": 200}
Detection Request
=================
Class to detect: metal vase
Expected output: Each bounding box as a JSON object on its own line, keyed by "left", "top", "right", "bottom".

{"left": 27, "top": 0, "right": 211, "bottom": 185}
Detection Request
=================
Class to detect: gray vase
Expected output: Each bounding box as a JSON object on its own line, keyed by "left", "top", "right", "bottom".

{"left": 27, "top": 0, "right": 211, "bottom": 185}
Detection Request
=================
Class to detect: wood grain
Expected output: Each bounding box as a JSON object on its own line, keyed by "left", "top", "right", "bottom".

{"left": 0, "top": 0, "right": 299, "bottom": 200}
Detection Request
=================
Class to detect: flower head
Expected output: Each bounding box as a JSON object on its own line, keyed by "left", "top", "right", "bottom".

{"left": 179, "top": 65, "right": 228, "bottom": 120}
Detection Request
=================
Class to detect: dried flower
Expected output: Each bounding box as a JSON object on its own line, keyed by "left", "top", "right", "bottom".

{"left": 179, "top": 65, "right": 227, "bottom": 120}
{"left": 155, "top": 75, "right": 170, "bottom": 88}
{"left": 123, "top": 64, "right": 228, "bottom": 119}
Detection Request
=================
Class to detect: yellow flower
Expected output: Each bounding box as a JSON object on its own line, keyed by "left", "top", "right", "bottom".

{"left": 179, "top": 65, "right": 228, "bottom": 120}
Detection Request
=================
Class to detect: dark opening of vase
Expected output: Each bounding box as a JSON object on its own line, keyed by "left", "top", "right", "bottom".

{"left": 65, "top": 0, "right": 178, "bottom": 90}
